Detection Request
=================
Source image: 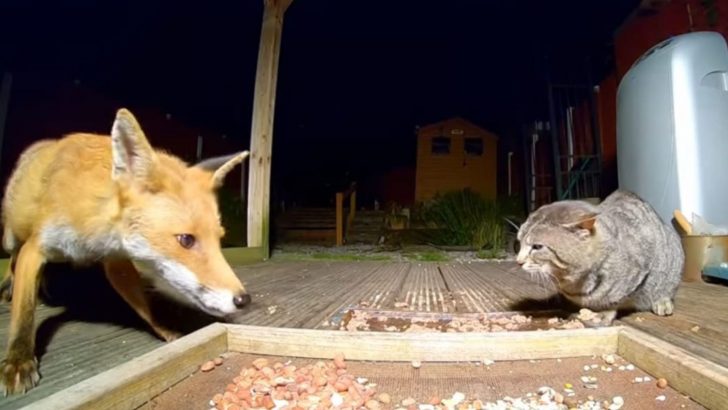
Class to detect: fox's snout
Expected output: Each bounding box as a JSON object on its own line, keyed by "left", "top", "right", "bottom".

{"left": 233, "top": 292, "right": 251, "bottom": 308}
{"left": 194, "top": 269, "right": 252, "bottom": 317}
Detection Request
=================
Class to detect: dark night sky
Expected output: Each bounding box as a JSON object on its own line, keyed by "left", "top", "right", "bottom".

{"left": 0, "top": 0, "right": 639, "bottom": 202}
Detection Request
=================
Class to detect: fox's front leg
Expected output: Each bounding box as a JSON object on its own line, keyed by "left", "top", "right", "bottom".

{"left": 2, "top": 238, "right": 44, "bottom": 395}
{"left": 102, "top": 259, "right": 181, "bottom": 342}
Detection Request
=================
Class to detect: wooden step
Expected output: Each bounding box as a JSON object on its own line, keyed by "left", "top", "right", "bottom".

{"left": 276, "top": 229, "right": 336, "bottom": 244}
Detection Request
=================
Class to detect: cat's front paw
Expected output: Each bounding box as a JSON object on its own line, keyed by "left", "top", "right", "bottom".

{"left": 1, "top": 355, "right": 39, "bottom": 395}
{"left": 651, "top": 297, "right": 674, "bottom": 316}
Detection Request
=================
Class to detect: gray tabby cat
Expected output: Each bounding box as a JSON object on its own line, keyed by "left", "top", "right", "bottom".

{"left": 516, "top": 190, "right": 684, "bottom": 322}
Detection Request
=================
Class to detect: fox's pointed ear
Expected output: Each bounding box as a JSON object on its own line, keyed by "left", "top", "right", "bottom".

{"left": 111, "top": 109, "right": 156, "bottom": 181}
{"left": 195, "top": 151, "right": 250, "bottom": 188}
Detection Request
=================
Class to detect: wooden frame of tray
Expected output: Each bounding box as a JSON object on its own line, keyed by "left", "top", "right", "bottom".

{"left": 22, "top": 324, "right": 728, "bottom": 410}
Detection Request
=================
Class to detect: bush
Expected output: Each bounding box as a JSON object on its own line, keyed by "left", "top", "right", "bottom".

{"left": 420, "top": 189, "right": 504, "bottom": 251}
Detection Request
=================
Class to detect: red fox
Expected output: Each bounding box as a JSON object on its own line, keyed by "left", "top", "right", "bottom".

{"left": 0, "top": 108, "right": 251, "bottom": 394}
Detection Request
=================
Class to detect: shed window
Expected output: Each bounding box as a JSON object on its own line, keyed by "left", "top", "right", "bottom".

{"left": 464, "top": 137, "right": 484, "bottom": 156}
{"left": 431, "top": 137, "right": 451, "bottom": 155}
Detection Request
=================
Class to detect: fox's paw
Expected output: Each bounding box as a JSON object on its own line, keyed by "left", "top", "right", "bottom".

{"left": 152, "top": 325, "right": 182, "bottom": 342}
{"left": 0, "top": 276, "right": 12, "bottom": 303}
{"left": 1, "top": 355, "right": 39, "bottom": 395}
{"left": 651, "top": 297, "right": 674, "bottom": 316}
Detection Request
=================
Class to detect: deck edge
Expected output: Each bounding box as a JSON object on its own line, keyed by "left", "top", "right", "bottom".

{"left": 618, "top": 326, "right": 728, "bottom": 410}
{"left": 20, "top": 323, "right": 228, "bottom": 410}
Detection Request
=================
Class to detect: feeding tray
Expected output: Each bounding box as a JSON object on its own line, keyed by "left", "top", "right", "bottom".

{"left": 21, "top": 324, "right": 728, "bottom": 410}
{"left": 335, "top": 308, "right": 589, "bottom": 333}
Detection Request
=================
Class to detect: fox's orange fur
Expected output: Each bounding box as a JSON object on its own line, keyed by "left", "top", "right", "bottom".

{"left": 0, "top": 109, "right": 251, "bottom": 395}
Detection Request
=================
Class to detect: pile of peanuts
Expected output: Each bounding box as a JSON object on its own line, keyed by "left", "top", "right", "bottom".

{"left": 206, "top": 357, "right": 599, "bottom": 410}
{"left": 208, "top": 353, "right": 387, "bottom": 410}
{"left": 206, "top": 355, "right": 667, "bottom": 410}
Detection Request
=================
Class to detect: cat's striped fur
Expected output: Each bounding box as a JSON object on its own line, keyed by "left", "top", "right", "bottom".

{"left": 516, "top": 190, "right": 684, "bottom": 317}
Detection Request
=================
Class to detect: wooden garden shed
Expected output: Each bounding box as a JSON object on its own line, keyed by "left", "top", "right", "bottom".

{"left": 414, "top": 117, "right": 498, "bottom": 203}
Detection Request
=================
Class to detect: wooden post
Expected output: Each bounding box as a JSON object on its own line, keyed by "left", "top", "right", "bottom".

{"left": 336, "top": 192, "right": 344, "bottom": 246}
{"left": 247, "top": 0, "right": 292, "bottom": 258}
{"left": 348, "top": 191, "right": 356, "bottom": 231}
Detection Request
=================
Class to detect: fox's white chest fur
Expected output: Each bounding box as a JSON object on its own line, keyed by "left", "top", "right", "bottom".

{"left": 40, "top": 223, "right": 123, "bottom": 263}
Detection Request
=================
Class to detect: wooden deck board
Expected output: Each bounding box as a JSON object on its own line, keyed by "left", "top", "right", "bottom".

{"left": 0, "top": 261, "right": 726, "bottom": 409}
{"left": 231, "top": 261, "right": 384, "bottom": 328}
{"left": 393, "top": 263, "right": 450, "bottom": 312}
{"left": 440, "top": 262, "right": 556, "bottom": 313}
{"left": 299, "top": 262, "right": 413, "bottom": 328}
{"left": 618, "top": 281, "right": 728, "bottom": 369}
{"left": 0, "top": 306, "right": 163, "bottom": 410}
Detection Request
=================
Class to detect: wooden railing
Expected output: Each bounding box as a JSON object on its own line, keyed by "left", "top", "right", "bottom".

{"left": 335, "top": 182, "right": 357, "bottom": 246}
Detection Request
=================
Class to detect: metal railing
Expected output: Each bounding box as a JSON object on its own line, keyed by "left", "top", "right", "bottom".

{"left": 559, "top": 155, "right": 600, "bottom": 200}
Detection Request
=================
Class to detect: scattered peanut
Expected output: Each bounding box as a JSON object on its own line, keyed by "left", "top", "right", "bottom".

{"left": 200, "top": 360, "right": 215, "bottom": 372}
{"left": 365, "top": 399, "right": 381, "bottom": 409}
{"left": 252, "top": 358, "right": 268, "bottom": 370}
{"left": 213, "top": 357, "right": 224, "bottom": 366}
{"left": 401, "top": 397, "right": 417, "bottom": 406}
{"left": 657, "top": 378, "right": 668, "bottom": 389}
{"left": 333, "top": 352, "right": 347, "bottom": 369}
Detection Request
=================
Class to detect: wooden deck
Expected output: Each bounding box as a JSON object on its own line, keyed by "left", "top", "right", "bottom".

{"left": 0, "top": 260, "right": 727, "bottom": 409}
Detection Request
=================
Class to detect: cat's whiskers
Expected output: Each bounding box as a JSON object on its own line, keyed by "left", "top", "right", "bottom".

{"left": 524, "top": 262, "right": 558, "bottom": 292}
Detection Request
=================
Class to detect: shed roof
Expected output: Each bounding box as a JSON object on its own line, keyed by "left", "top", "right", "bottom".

{"left": 417, "top": 117, "right": 499, "bottom": 141}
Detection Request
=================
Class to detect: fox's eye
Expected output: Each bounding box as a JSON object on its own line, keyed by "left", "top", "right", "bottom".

{"left": 531, "top": 244, "right": 543, "bottom": 250}
{"left": 176, "top": 234, "right": 196, "bottom": 249}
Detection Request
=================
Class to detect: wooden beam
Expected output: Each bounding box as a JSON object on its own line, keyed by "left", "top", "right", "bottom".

{"left": 280, "top": 0, "right": 294, "bottom": 13}
{"left": 225, "top": 324, "right": 620, "bottom": 361}
{"left": 247, "top": 0, "right": 288, "bottom": 258}
{"left": 335, "top": 192, "right": 344, "bottom": 246}
{"left": 618, "top": 326, "right": 728, "bottom": 410}
{"left": 265, "top": 0, "right": 293, "bottom": 12}
{"left": 24, "top": 323, "right": 728, "bottom": 408}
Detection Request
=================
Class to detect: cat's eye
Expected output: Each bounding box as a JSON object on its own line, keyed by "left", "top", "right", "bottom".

{"left": 531, "top": 244, "right": 543, "bottom": 250}
{"left": 176, "top": 234, "right": 196, "bottom": 249}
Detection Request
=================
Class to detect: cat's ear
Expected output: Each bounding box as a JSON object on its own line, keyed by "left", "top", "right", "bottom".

{"left": 563, "top": 215, "right": 597, "bottom": 239}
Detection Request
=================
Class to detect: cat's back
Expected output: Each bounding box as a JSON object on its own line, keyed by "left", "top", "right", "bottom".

{"left": 597, "top": 190, "right": 677, "bottom": 246}
{"left": 599, "top": 190, "right": 660, "bottom": 223}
